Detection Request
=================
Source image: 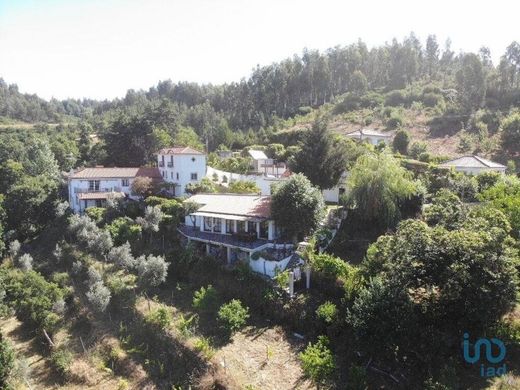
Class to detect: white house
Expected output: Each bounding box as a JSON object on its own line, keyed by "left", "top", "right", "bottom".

{"left": 322, "top": 171, "right": 349, "bottom": 203}
{"left": 157, "top": 146, "right": 207, "bottom": 196}
{"left": 345, "top": 128, "right": 393, "bottom": 145}
{"left": 439, "top": 155, "right": 506, "bottom": 175}
{"left": 67, "top": 167, "right": 162, "bottom": 213}
{"left": 178, "top": 193, "right": 295, "bottom": 277}
{"left": 248, "top": 149, "right": 287, "bottom": 177}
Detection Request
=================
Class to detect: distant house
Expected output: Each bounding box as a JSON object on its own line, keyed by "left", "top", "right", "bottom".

{"left": 322, "top": 171, "right": 349, "bottom": 203}
{"left": 157, "top": 146, "right": 207, "bottom": 196}
{"left": 67, "top": 167, "right": 162, "bottom": 213}
{"left": 248, "top": 149, "right": 287, "bottom": 177}
{"left": 345, "top": 128, "right": 393, "bottom": 145}
{"left": 439, "top": 155, "right": 506, "bottom": 175}
{"left": 178, "top": 193, "right": 295, "bottom": 277}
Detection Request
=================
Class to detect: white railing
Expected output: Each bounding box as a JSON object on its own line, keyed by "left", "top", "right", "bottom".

{"left": 74, "top": 187, "right": 122, "bottom": 193}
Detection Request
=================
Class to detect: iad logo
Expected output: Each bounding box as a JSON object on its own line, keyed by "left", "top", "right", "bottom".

{"left": 462, "top": 333, "right": 507, "bottom": 377}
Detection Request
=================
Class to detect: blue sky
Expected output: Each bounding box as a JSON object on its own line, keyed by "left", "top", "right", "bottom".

{"left": 0, "top": 0, "right": 518, "bottom": 100}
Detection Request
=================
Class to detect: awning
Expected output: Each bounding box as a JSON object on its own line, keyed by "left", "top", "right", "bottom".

{"left": 191, "top": 211, "right": 265, "bottom": 223}
{"left": 77, "top": 192, "right": 125, "bottom": 200}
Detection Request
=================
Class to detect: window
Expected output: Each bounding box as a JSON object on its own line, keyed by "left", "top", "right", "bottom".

{"left": 213, "top": 218, "right": 222, "bottom": 233}
{"left": 88, "top": 180, "right": 100, "bottom": 191}
{"left": 121, "top": 179, "right": 129, "bottom": 187}
{"left": 168, "top": 156, "right": 174, "bottom": 168}
{"left": 191, "top": 173, "right": 198, "bottom": 180}
{"left": 170, "top": 172, "right": 174, "bottom": 179}
{"left": 226, "top": 220, "right": 234, "bottom": 234}
{"left": 176, "top": 173, "right": 179, "bottom": 180}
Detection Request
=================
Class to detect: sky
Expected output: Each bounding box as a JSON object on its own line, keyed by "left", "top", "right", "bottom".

{"left": 0, "top": 0, "right": 518, "bottom": 100}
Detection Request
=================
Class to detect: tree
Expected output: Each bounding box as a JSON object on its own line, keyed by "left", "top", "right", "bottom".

{"left": 185, "top": 177, "right": 217, "bottom": 194}
{"left": 290, "top": 117, "right": 347, "bottom": 189}
{"left": 136, "top": 255, "right": 169, "bottom": 288}
{"left": 346, "top": 153, "right": 422, "bottom": 228}
{"left": 16, "top": 253, "right": 33, "bottom": 271}
{"left": 174, "top": 126, "right": 204, "bottom": 151}
{"left": 0, "top": 332, "right": 15, "bottom": 388}
{"left": 501, "top": 112, "right": 520, "bottom": 155}
{"left": 425, "top": 34, "right": 440, "bottom": 78}
{"left": 456, "top": 53, "right": 486, "bottom": 111}
{"left": 131, "top": 176, "right": 154, "bottom": 199}
{"left": 136, "top": 206, "right": 164, "bottom": 240}
{"left": 86, "top": 281, "right": 111, "bottom": 312}
{"left": 227, "top": 180, "right": 260, "bottom": 194}
{"left": 271, "top": 173, "right": 325, "bottom": 241}
{"left": 299, "top": 335, "right": 335, "bottom": 388}
{"left": 392, "top": 129, "right": 410, "bottom": 154}
{"left": 353, "top": 218, "right": 518, "bottom": 368}
{"left": 217, "top": 299, "right": 249, "bottom": 333}
{"left": 350, "top": 70, "right": 368, "bottom": 95}
{"left": 108, "top": 242, "right": 136, "bottom": 270}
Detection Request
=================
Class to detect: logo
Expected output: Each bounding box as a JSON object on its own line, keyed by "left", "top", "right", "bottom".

{"left": 462, "top": 333, "right": 507, "bottom": 377}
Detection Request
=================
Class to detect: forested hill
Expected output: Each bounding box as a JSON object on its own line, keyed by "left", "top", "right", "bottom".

{"left": 2, "top": 34, "right": 520, "bottom": 130}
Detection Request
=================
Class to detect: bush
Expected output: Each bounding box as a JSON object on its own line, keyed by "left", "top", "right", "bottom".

{"left": 85, "top": 207, "right": 106, "bottom": 225}
{"left": 422, "top": 92, "right": 443, "bottom": 108}
{"left": 409, "top": 141, "right": 428, "bottom": 159}
{"left": 299, "top": 335, "right": 335, "bottom": 386}
{"left": 145, "top": 306, "right": 173, "bottom": 330}
{"left": 0, "top": 333, "right": 15, "bottom": 386}
{"left": 385, "top": 90, "right": 407, "bottom": 106}
{"left": 393, "top": 129, "right": 410, "bottom": 154}
{"left": 386, "top": 111, "right": 404, "bottom": 129}
{"left": 194, "top": 337, "right": 215, "bottom": 359}
{"left": 106, "top": 217, "right": 142, "bottom": 246}
{"left": 312, "top": 253, "right": 352, "bottom": 279}
{"left": 217, "top": 299, "right": 249, "bottom": 333}
{"left": 192, "top": 285, "right": 219, "bottom": 312}
{"left": 50, "top": 347, "right": 73, "bottom": 378}
{"left": 315, "top": 301, "right": 338, "bottom": 324}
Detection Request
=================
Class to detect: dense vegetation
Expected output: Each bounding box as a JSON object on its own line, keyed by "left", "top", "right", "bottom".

{"left": 1, "top": 34, "right": 520, "bottom": 389}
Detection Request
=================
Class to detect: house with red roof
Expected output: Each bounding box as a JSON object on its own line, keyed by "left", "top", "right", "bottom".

{"left": 67, "top": 167, "right": 163, "bottom": 213}
{"left": 157, "top": 146, "right": 207, "bottom": 196}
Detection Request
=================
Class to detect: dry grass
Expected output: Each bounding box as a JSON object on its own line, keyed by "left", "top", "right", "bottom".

{"left": 210, "top": 326, "right": 313, "bottom": 390}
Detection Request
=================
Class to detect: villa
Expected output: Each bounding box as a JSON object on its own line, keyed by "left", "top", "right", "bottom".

{"left": 178, "top": 193, "right": 296, "bottom": 277}
{"left": 67, "top": 167, "right": 162, "bottom": 213}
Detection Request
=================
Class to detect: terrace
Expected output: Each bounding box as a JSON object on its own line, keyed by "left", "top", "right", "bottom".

{"left": 178, "top": 225, "right": 271, "bottom": 250}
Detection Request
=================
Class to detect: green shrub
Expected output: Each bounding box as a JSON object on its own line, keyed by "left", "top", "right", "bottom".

{"left": 316, "top": 301, "right": 338, "bottom": 324}
{"left": 106, "top": 217, "right": 142, "bottom": 245}
{"left": 194, "top": 337, "right": 215, "bottom": 359}
{"left": 386, "top": 111, "right": 404, "bottom": 129}
{"left": 176, "top": 313, "right": 198, "bottom": 337}
{"left": 145, "top": 306, "right": 173, "bottom": 329}
{"left": 393, "top": 129, "right": 410, "bottom": 154}
{"left": 85, "top": 207, "right": 106, "bottom": 225}
{"left": 0, "top": 333, "right": 15, "bottom": 386}
{"left": 50, "top": 347, "right": 73, "bottom": 378}
{"left": 299, "top": 335, "right": 335, "bottom": 386}
{"left": 385, "top": 90, "right": 407, "bottom": 106}
{"left": 192, "top": 285, "right": 219, "bottom": 312}
{"left": 422, "top": 92, "right": 443, "bottom": 108}
{"left": 217, "top": 299, "right": 249, "bottom": 333}
{"left": 312, "top": 253, "right": 352, "bottom": 279}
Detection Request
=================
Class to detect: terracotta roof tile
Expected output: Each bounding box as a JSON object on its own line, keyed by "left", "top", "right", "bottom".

{"left": 69, "top": 167, "right": 162, "bottom": 179}
{"left": 158, "top": 146, "right": 205, "bottom": 155}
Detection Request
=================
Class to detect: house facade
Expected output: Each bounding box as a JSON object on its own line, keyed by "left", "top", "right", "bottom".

{"left": 178, "top": 193, "right": 295, "bottom": 277}
{"left": 157, "top": 146, "right": 207, "bottom": 196}
{"left": 345, "top": 128, "right": 393, "bottom": 145}
{"left": 439, "top": 155, "right": 506, "bottom": 175}
{"left": 67, "top": 167, "right": 162, "bottom": 213}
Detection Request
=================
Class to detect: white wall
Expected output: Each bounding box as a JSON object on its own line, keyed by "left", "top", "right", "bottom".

{"left": 158, "top": 153, "right": 207, "bottom": 196}
{"left": 206, "top": 166, "right": 284, "bottom": 195}
{"left": 68, "top": 177, "right": 136, "bottom": 213}
{"left": 249, "top": 254, "right": 292, "bottom": 278}
{"left": 454, "top": 167, "right": 506, "bottom": 175}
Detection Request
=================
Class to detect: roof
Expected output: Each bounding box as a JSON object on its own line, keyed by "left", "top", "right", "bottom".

{"left": 248, "top": 150, "right": 268, "bottom": 160}
{"left": 345, "top": 128, "right": 392, "bottom": 138}
{"left": 158, "top": 146, "right": 205, "bottom": 155}
{"left": 69, "top": 167, "right": 162, "bottom": 179}
{"left": 185, "top": 193, "right": 271, "bottom": 219}
{"left": 77, "top": 192, "right": 125, "bottom": 200}
{"left": 439, "top": 155, "right": 506, "bottom": 169}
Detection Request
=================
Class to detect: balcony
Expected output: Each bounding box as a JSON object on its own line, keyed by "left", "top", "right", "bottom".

{"left": 159, "top": 161, "right": 165, "bottom": 167}
{"left": 178, "top": 225, "right": 269, "bottom": 250}
{"left": 167, "top": 162, "right": 174, "bottom": 168}
{"left": 74, "top": 187, "right": 122, "bottom": 193}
